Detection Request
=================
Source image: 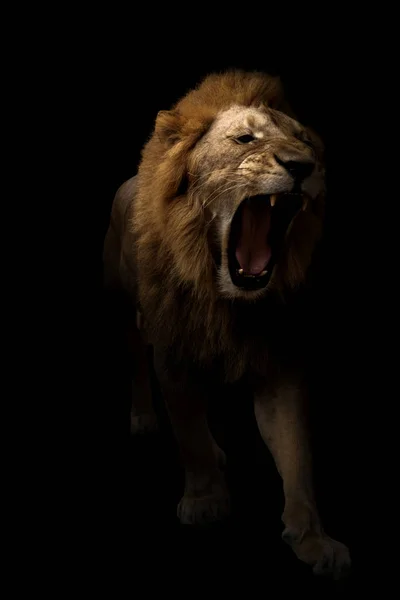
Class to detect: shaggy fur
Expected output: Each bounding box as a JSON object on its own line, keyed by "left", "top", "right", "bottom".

{"left": 103, "top": 70, "right": 351, "bottom": 578}
{"left": 131, "top": 71, "right": 324, "bottom": 381}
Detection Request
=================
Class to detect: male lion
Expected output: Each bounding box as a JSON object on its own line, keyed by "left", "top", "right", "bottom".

{"left": 103, "top": 70, "right": 351, "bottom": 578}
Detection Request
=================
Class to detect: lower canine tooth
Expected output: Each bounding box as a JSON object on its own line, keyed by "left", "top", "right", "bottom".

{"left": 238, "top": 268, "right": 244, "bottom": 275}
{"left": 260, "top": 270, "right": 268, "bottom": 276}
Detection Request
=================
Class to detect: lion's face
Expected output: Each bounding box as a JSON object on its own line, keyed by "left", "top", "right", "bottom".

{"left": 187, "top": 104, "right": 325, "bottom": 300}
{"left": 139, "top": 72, "right": 325, "bottom": 303}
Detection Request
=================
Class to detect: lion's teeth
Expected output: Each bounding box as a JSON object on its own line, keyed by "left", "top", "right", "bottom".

{"left": 270, "top": 194, "right": 277, "bottom": 207}
{"left": 302, "top": 196, "right": 308, "bottom": 211}
{"left": 237, "top": 268, "right": 268, "bottom": 277}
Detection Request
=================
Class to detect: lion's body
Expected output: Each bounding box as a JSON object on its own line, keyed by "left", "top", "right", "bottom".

{"left": 102, "top": 70, "right": 350, "bottom": 578}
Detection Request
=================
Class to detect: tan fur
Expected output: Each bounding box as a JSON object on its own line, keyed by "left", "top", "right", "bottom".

{"left": 103, "top": 70, "right": 350, "bottom": 577}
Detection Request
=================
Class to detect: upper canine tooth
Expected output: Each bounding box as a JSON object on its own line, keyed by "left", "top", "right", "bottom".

{"left": 270, "top": 194, "right": 277, "bottom": 207}
{"left": 302, "top": 196, "right": 309, "bottom": 211}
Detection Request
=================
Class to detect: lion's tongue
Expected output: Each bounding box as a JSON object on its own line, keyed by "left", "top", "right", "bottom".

{"left": 235, "top": 201, "right": 272, "bottom": 275}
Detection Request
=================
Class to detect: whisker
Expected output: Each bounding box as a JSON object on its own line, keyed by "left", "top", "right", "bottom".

{"left": 188, "top": 167, "right": 242, "bottom": 179}
{"left": 199, "top": 180, "right": 245, "bottom": 205}
{"left": 190, "top": 173, "right": 245, "bottom": 197}
{"left": 189, "top": 175, "right": 245, "bottom": 201}
{"left": 203, "top": 182, "right": 248, "bottom": 209}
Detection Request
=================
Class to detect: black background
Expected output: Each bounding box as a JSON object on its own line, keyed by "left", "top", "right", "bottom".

{"left": 76, "top": 26, "right": 383, "bottom": 595}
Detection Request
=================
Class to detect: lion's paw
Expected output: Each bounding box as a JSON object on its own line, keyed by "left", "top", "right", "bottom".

{"left": 130, "top": 412, "right": 158, "bottom": 434}
{"left": 282, "top": 528, "right": 351, "bottom": 579}
{"left": 177, "top": 485, "right": 230, "bottom": 525}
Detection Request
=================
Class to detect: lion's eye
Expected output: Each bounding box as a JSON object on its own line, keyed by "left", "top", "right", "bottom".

{"left": 235, "top": 134, "right": 256, "bottom": 144}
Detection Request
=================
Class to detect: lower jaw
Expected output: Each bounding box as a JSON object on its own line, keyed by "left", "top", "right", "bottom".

{"left": 228, "top": 258, "right": 275, "bottom": 291}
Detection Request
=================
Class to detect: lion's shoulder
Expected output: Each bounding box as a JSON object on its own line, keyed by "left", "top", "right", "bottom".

{"left": 110, "top": 176, "right": 137, "bottom": 232}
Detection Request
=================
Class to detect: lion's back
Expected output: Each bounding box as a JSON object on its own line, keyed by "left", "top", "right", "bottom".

{"left": 103, "top": 176, "right": 138, "bottom": 298}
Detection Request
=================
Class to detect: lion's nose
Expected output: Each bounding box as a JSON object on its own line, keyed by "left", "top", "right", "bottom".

{"left": 274, "top": 154, "right": 315, "bottom": 183}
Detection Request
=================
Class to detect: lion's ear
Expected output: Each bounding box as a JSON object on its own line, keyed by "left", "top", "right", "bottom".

{"left": 155, "top": 109, "right": 183, "bottom": 146}
{"left": 266, "top": 76, "right": 285, "bottom": 109}
{"left": 254, "top": 76, "right": 285, "bottom": 112}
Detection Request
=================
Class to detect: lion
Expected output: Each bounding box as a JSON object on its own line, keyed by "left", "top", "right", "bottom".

{"left": 103, "top": 70, "right": 351, "bottom": 578}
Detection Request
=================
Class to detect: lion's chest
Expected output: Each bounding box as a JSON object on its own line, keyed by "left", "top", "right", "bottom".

{"left": 143, "top": 279, "right": 307, "bottom": 384}
{"left": 186, "top": 305, "right": 303, "bottom": 384}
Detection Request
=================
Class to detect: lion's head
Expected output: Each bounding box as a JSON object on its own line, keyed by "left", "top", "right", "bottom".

{"left": 135, "top": 70, "right": 325, "bottom": 302}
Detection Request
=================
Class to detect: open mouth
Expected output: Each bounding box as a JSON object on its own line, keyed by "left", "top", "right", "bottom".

{"left": 227, "top": 193, "right": 306, "bottom": 291}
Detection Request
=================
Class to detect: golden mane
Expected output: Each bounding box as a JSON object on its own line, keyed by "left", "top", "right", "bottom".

{"left": 131, "top": 70, "right": 324, "bottom": 378}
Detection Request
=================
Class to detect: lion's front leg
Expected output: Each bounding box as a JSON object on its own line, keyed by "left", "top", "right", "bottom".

{"left": 127, "top": 319, "right": 157, "bottom": 434}
{"left": 254, "top": 383, "right": 351, "bottom": 579}
{"left": 154, "top": 352, "right": 229, "bottom": 525}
